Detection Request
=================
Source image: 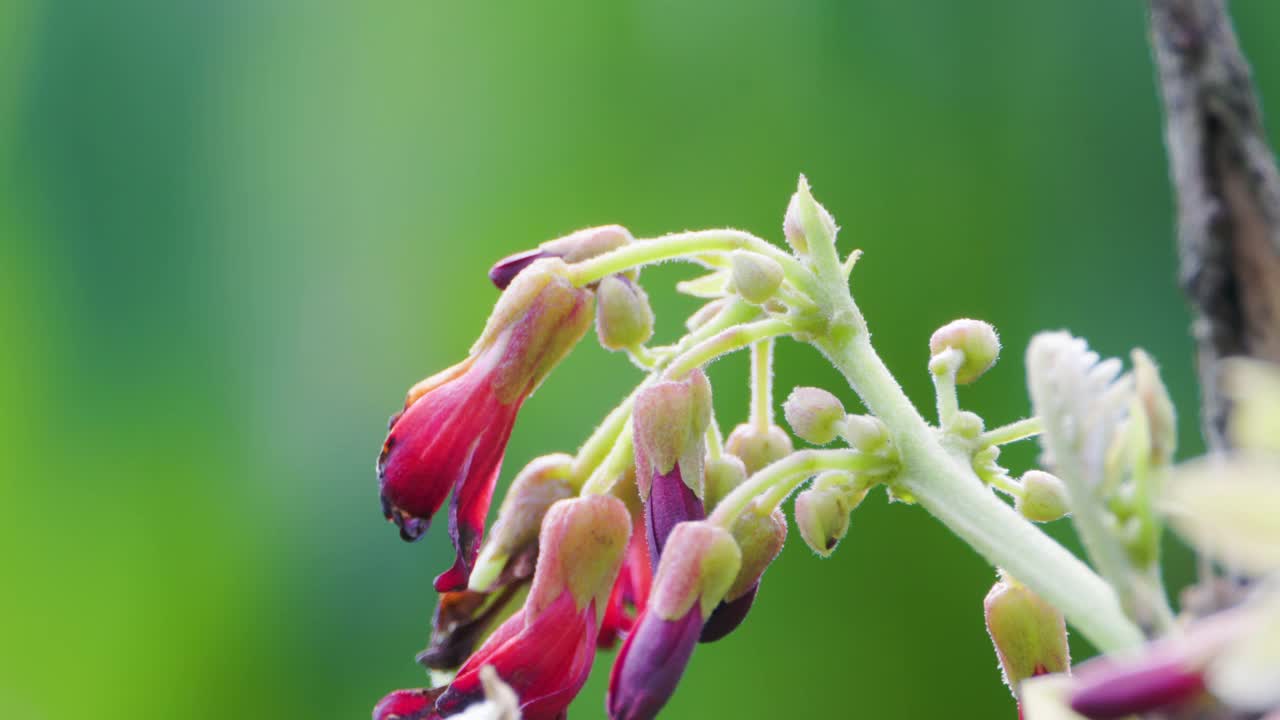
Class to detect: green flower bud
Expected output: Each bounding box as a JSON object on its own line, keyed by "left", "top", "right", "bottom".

{"left": 783, "top": 386, "right": 847, "bottom": 445}
{"left": 1016, "top": 470, "right": 1070, "bottom": 523}
{"left": 650, "top": 522, "right": 742, "bottom": 620}
{"left": 929, "top": 319, "right": 1001, "bottom": 384}
{"left": 795, "top": 474, "right": 866, "bottom": 557}
{"left": 704, "top": 454, "right": 748, "bottom": 511}
{"left": 782, "top": 175, "right": 838, "bottom": 257}
{"left": 634, "top": 370, "right": 713, "bottom": 498}
{"left": 984, "top": 575, "right": 1070, "bottom": 695}
{"left": 469, "top": 454, "right": 576, "bottom": 592}
{"left": 725, "top": 423, "right": 794, "bottom": 476}
{"left": 595, "top": 275, "right": 655, "bottom": 351}
{"left": 730, "top": 251, "right": 784, "bottom": 304}
{"left": 840, "top": 414, "right": 890, "bottom": 454}
{"left": 725, "top": 502, "right": 787, "bottom": 601}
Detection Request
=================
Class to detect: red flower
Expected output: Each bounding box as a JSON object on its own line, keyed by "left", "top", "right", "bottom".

{"left": 372, "top": 688, "right": 442, "bottom": 720}
{"left": 378, "top": 260, "right": 593, "bottom": 591}
{"left": 437, "top": 495, "right": 632, "bottom": 719}
{"left": 598, "top": 513, "right": 653, "bottom": 649}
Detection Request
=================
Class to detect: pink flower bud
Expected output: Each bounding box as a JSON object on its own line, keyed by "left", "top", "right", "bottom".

{"left": 634, "top": 370, "right": 713, "bottom": 563}
{"left": 378, "top": 260, "right": 593, "bottom": 591}
{"left": 725, "top": 422, "right": 794, "bottom": 475}
{"left": 783, "top": 386, "right": 847, "bottom": 445}
{"left": 929, "top": 319, "right": 1001, "bottom": 384}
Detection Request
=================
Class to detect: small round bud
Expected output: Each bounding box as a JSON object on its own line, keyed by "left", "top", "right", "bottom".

{"left": 725, "top": 423, "right": 794, "bottom": 476}
{"left": 703, "top": 454, "right": 748, "bottom": 511}
{"left": 730, "top": 251, "right": 784, "bottom": 304}
{"left": 783, "top": 386, "right": 847, "bottom": 445}
{"left": 1016, "top": 470, "right": 1070, "bottom": 523}
{"left": 840, "top": 414, "right": 889, "bottom": 454}
{"left": 949, "top": 410, "right": 985, "bottom": 439}
{"left": 595, "top": 275, "right": 655, "bottom": 350}
{"left": 795, "top": 484, "right": 851, "bottom": 557}
{"left": 929, "top": 319, "right": 1001, "bottom": 384}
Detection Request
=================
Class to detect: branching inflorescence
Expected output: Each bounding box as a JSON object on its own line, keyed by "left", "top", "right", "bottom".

{"left": 371, "top": 178, "right": 1278, "bottom": 720}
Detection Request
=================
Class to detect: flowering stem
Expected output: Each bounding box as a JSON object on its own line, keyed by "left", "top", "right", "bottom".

{"left": 708, "top": 449, "right": 876, "bottom": 527}
{"left": 567, "top": 230, "right": 810, "bottom": 289}
{"left": 979, "top": 416, "right": 1043, "bottom": 448}
{"left": 663, "top": 317, "right": 795, "bottom": 380}
{"left": 750, "top": 339, "right": 775, "bottom": 432}
{"left": 930, "top": 348, "right": 962, "bottom": 429}
{"left": 571, "top": 301, "right": 760, "bottom": 488}
{"left": 815, "top": 327, "right": 1144, "bottom": 652}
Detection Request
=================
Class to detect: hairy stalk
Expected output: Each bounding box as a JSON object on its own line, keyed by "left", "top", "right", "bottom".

{"left": 750, "top": 339, "right": 775, "bottom": 431}
{"left": 567, "top": 230, "right": 811, "bottom": 290}
{"left": 816, "top": 328, "right": 1143, "bottom": 652}
{"left": 663, "top": 317, "right": 795, "bottom": 379}
{"left": 571, "top": 300, "right": 759, "bottom": 487}
{"left": 708, "top": 449, "right": 877, "bottom": 527}
{"left": 979, "top": 416, "right": 1043, "bottom": 448}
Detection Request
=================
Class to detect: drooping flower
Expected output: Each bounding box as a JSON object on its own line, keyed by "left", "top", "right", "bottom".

{"left": 489, "top": 225, "right": 633, "bottom": 289}
{"left": 700, "top": 500, "right": 786, "bottom": 642}
{"left": 436, "top": 495, "right": 631, "bottom": 720}
{"left": 608, "top": 521, "right": 741, "bottom": 720}
{"left": 633, "top": 370, "right": 713, "bottom": 564}
{"left": 378, "top": 259, "right": 593, "bottom": 591}
{"left": 598, "top": 508, "right": 653, "bottom": 649}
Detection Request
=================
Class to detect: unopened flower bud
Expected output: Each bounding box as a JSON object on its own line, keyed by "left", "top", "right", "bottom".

{"left": 840, "top": 414, "right": 890, "bottom": 454}
{"left": 596, "top": 275, "right": 655, "bottom": 350}
{"left": 529, "top": 495, "right": 633, "bottom": 616}
{"left": 488, "top": 225, "right": 634, "bottom": 289}
{"left": 783, "top": 386, "right": 847, "bottom": 445}
{"left": 795, "top": 478, "right": 861, "bottom": 557}
{"left": 470, "top": 454, "right": 576, "bottom": 592}
{"left": 725, "top": 423, "right": 794, "bottom": 476}
{"left": 984, "top": 575, "right": 1070, "bottom": 696}
{"left": 608, "top": 522, "right": 741, "bottom": 720}
{"left": 1016, "top": 470, "right": 1070, "bottom": 523}
{"left": 1132, "top": 349, "right": 1176, "bottom": 466}
{"left": 783, "top": 175, "right": 838, "bottom": 257}
{"left": 930, "top": 319, "right": 1001, "bottom": 384}
{"left": 634, "top": 370, "right": 713, "bottom": 562}
{"left": 703, "top": 454, "right": 747, "bottom": 511}
{"left": 729, "top": 251, "right": 784, "bottom": 304}
{"left": 699, "top": 502, "right": 788, "bottom": 643}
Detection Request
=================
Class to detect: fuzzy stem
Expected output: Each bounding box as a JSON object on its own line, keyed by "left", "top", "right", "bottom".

{"left": 930, "top": 348, "right": 962, "bottom": 428}
{"left": 750, "top": 339, "right": 775, "bottom": 431}
{"left": 708, "top": 449, "right": 876, "bottom": 527}
{"left": 567, "top": 230, "right": 810, "bottom": 289}
{"left": 663, "top": 317, "right": 795, "bottom": 380}
{"left": 979, "top": 417, "right": 1044, "bottom": 448}
{"left": 817, "top": 328, "right": 1144, "bottom": 652}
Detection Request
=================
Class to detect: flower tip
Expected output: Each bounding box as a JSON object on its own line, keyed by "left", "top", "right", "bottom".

{"left": 698, "top": 583, "right": 758, "bottom": 643}
{"left": 372, "top": 688, "right": 439, "bottom": 720}
{"left": 489, "top": 248, "right": 552, "bottom": 289}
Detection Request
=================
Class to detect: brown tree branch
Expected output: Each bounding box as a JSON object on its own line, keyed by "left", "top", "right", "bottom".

{"left": 1148, "top": 0, "right": 1280, "bottom": 450}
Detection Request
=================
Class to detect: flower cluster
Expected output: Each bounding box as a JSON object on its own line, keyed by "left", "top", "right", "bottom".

{"left": 368, "top": 179, "right": 1278, "bottom": 720}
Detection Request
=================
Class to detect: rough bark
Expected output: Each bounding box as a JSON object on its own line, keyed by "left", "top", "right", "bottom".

{"left": 1148, "top": 0, "right": 1280, "bottom": 449}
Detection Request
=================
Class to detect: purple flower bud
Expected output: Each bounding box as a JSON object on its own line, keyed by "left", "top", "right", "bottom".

{"left": 699, "top": 583, "right": 757, "bottom": 643}
{"left": 645, "top": 466, "right": 706, "bottom": 564}
{"left": 608, "top": 604, "right": 704, "bottom": 720}
{"left": 488, "top": 249, "right": 551, "bottom": 290}
{"left": 489, "top": 225, "right": 633, "bottom": 289}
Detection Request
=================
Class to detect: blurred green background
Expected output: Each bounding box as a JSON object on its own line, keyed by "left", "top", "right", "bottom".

{"left": 5, "top": 1, "right": 1280, "bottom": 718}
